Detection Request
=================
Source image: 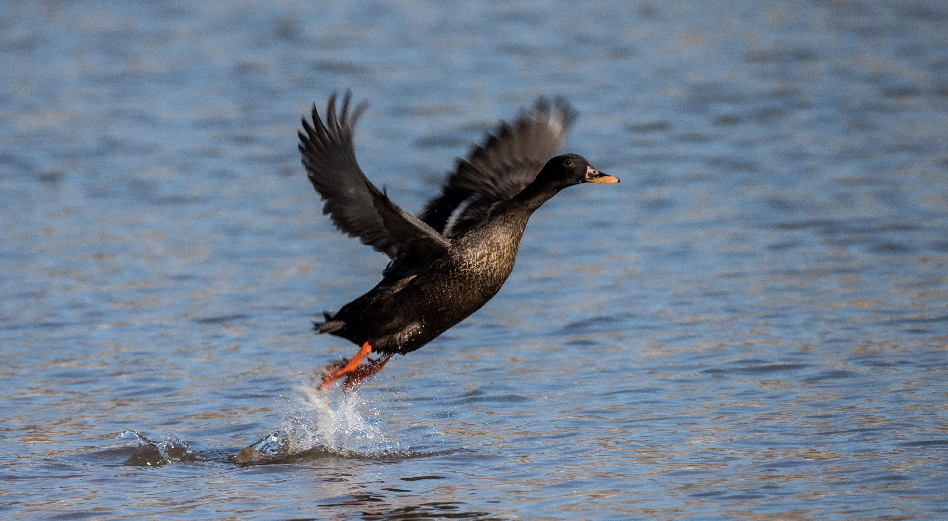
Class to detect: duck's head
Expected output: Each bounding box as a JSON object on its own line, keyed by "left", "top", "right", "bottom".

{"left": 537, "top": 154, "right": 620, "bottom": 190}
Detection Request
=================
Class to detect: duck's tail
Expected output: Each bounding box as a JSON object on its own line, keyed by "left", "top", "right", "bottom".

{"left": 314, "top": 311, "right": 345, "bottom": 334}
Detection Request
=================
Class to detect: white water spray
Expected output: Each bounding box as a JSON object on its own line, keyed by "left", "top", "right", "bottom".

{"left": 236, "top": 371, "right": 404, "bottom": 463}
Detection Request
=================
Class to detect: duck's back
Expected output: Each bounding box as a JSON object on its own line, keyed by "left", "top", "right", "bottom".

{"left": 419, "top": 97, "right": 576, "bottom": 239}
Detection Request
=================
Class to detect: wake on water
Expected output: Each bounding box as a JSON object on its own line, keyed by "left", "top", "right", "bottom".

{"left": 122, "top": 371, "right": 406, "bottom": 466}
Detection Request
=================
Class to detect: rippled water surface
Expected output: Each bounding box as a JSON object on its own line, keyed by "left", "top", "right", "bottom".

{"left": 3, "top": 1, "right": 948, "bottom": 519}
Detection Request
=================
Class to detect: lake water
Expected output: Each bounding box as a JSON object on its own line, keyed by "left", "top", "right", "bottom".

{"left": 2, "top": 0, "right": 948, "bottom": 519}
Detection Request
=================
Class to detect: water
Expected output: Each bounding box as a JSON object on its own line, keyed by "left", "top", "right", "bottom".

{"left": 2, "top": 0, "right": 948, "bottom": 518}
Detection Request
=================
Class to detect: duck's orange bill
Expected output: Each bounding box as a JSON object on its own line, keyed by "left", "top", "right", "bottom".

{"left": 584, "top": 166, "right": 620, "bottom": 184}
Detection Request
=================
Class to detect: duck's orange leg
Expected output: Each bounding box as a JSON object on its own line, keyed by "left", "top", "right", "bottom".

{"left": 319, "top": 342, "right": 391, "bottom": 392}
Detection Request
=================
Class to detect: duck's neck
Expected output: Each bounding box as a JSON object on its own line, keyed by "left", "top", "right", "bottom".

{"left": 508, "top": 178, "right": 562, "bottom": 213}
{"left": 481, "top": 178, "right": 564, "bottom": 244}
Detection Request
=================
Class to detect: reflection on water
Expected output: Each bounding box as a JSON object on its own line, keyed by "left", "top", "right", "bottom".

{"left": 2, "top": 0, "right": 948, "bottom": 519}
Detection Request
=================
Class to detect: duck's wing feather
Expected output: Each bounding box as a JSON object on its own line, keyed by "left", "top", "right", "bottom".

{"left": 418, "top": 97, "right": 577, "bottom": 238}
{"left": 299, "top": 92, "right": 449, "bottom": 279}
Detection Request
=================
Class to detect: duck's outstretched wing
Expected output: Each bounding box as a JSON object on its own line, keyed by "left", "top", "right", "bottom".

{"left": 299, "top": 92, "right": 449, "bottom": 279}
{"left": 418, "top": 97, "right": 577, "bottom": 238}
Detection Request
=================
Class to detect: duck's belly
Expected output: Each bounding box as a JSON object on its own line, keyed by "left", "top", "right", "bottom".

{"left": 336, "top": 261, "right": 514, "bottom": 355}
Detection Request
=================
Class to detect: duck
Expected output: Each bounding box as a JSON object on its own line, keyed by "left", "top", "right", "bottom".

{"left": 298, "top": 92, "right": 619, "bottom": 392}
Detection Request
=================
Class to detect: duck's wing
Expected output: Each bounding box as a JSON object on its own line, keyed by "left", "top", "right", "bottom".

{"left": 418, "top": 97, "right": 577, "bottom": 238}
{"left": 299, "top": 92, "right": 450, "bottom": 279}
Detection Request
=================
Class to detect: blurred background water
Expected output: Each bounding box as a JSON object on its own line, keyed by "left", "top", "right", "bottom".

{"left": 2, "top": 0, "right": 948, "bottom": 519}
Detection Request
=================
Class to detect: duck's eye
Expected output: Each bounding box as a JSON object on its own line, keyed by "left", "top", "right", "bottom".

{"left": 563, "top": 159, "right": 572, "bottom": 166}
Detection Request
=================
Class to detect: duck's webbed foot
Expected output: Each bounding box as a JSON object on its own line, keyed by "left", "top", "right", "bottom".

{"left": 343, "top": 354, "right": 392, "bottom": 391}
{"left": 318, "top": 342, "right": 391, "bottom": 393}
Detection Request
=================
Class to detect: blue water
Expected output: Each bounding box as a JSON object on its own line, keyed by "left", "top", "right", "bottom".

{"left": 2, "top": 1, "right": 948, "bottom": 519}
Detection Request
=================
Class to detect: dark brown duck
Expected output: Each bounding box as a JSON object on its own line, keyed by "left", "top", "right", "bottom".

{"left": 298, "top": 92, "right": 619, "bottom": 392}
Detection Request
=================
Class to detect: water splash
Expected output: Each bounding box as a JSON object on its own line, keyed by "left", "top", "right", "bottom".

{"left": 234, "top": 371, "right": 405, "bottom": 464}
{"left": 120, "top": 430, "right": 204, "bottom": 466}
